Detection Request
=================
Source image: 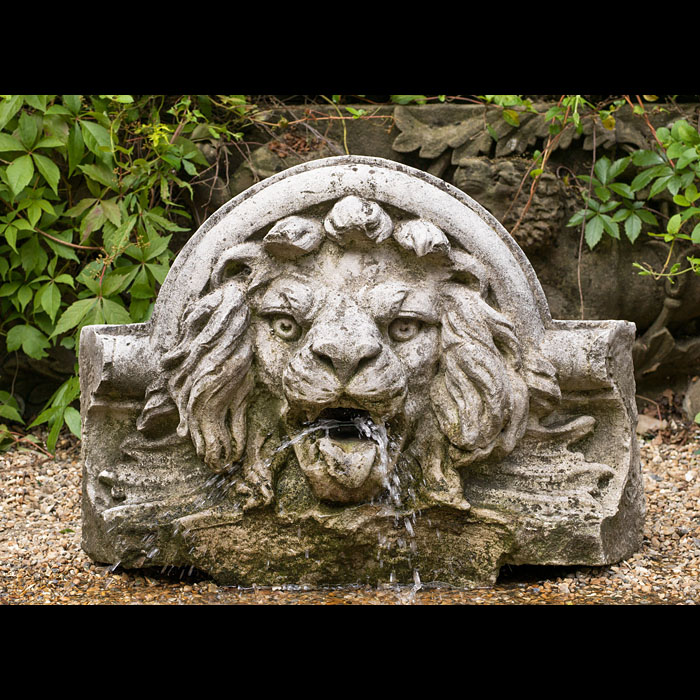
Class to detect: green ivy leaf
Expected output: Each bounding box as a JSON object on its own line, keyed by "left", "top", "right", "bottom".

{"left": 624, "top": 214, "right": 642, "bottom": 243}
{"left": 67, "top": 122, "right": 84, "bottom": 176}
{"left": 649, "top": 174, "right": 674, "bottom": 198}
{"left": 145, "top": 262, "right": 169, "bottom": 285}
{"left": 676, "top": 147, "right": 699, "bottom": 170}
{"left": 19, "top": 236, "right": 47, "bottom": 276}
{"left": 667, "top": 213, "right": 682, "bottom": 235}
{"left": 692, "top": 223, "right": 700, "bottom": 244}
{"left": 0, "top": 95, "right": 24, "bottom": 131}
{"left": 52, "top": 297, "right": 99, "bottom": 337}
{"left": 3, "top": 224, "right": 18, "bottom": 253}
{"left": 0, "top": 133, "right": 25, "bottom": 152}
{"left": 6, "top": 324, "right": 50, "bottom": 359}
{"left": 63, "top": 406, "right": 81, "bottom": 437}
{"left": 0, "top": 403, "right": 23, "bottom": 423}
{"left": 0, "top": 281, "right": 21, "bottom": 297}
{"left": 42, "top": 230, "right": 79, "bottom": 262}
{"left": 101, "top": 297, "right": 132, "bottom": 324}
{"left": 671, "top": 120, "right": 700, "bottom": 145}
{"left": 46, "top": 413, "right": 63, "bottom": 454}
{"left": 53, "top": 273, "right": 75, "bottom": 287}
{"left": 667, "top": 142, "right": 686, "bottom": 160}
{"left": 585, "top": 215, "right": 605, "bottom": 249}
{"left": 594, "top": 157, "right": 611, "bottom": 186}
{"left": 7, "top": 154, "right": 35, "bottom": 196}
{"left": 80, "top": 120, "right": 113, "bottom": 159}
{"left": 16, "top": 284, "right": 33, "bottom": 311}
{"left": 40, "top": 282, "right": 61, "bottom": 322}
{"left": 23, "top": 95, "right": 48, "bottom": 112}
{"left": 601, "top": 215, "right": 620, "bottom": 239}
{"left": 101, "top": 198, "right": 122, "bottom": 227}
{"left": 502, "top": 109, "right": 520, "bottom": 127}
{"left": 18, "top": 111, "right": 39, "bottom": 150}
{"left": 99, "top": 95, "right": 133, "bottom": 104}
{"left": 609, "top": 182, "right": 635, "bottom": 199}
{"left": 608, "top": 156, "right": 631, "bottom": 180}
{"left": 143, "top": 234, "right": 172, "bottom": 261}
{"left": 103, "top": 214, "right": 136, "bottom": 256}
{"left": 632, "top": 150, "right": 665, "bottom": 167}
{"left": 595, "top": 185, "right": 611, "bottom": 202}
{"left": 637, "top": 209, "right": 658, "bottom": 226}
{"left": 631, "top": 164, "right": 673, "bottom": 192}
{"left": 390, "top": 95, "right": 428, "bottom": 105}
{"left": 32, "top": 152, "right": 60, "bottom": 195}
{"left": 100, "top": 271, "right": 129, "bottom": 297}
{"left": 62, "top": 95, "right": 82, "bottom": 115}
{"left": 78, "top": 163, "right": 117, "bottom": 190}
{"left": 65, "top": 197, "right": 96, "bottom": 218}
{"left": 28, "top": 405, "right": 61, "bottom": 429}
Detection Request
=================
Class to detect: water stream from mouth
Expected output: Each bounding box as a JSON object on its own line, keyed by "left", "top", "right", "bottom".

{"left": 353, "top": 416, "right": 422, "bottom": 601}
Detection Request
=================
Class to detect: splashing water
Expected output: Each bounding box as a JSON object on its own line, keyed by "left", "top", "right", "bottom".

{"left": 352, "top": 415, "right": 402, "bottom": 507}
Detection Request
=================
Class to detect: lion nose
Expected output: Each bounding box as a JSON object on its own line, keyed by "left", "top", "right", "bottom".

{"left": 311, "top": 336, "right": 382, "bottom": 385}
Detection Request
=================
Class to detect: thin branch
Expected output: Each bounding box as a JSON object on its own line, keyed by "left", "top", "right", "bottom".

{"left": 578, "top": 126, "right": 596, "bottom": 320}
{"left": 36, "top": 227, "right": 103, "bottom": 251}
{"left": 624, "top": 94, "right": 674, "bottom": 166}
{"left": 510, "top": 98, "right": 571, "bottom": 236}
{"left": 318, "top": 96, "right": 349, "bottom": 155}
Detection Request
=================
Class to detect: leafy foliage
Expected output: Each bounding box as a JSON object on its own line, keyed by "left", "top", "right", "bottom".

{"left": 565, "top": 109, "right": 700, "bottom": 281}
{"left": 0, "top": 95, "right": 254, "bottom": 453}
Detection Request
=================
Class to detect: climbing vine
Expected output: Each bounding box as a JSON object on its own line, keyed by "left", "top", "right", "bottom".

{"left": 0, "top": 95, "right": 258, "bottom": 452}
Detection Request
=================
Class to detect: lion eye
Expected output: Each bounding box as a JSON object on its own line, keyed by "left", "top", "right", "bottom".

{"left": 388, "top": 317, "right": 421, "bottom": 342}
{"left": 270, "top": 314, "right": 302, "bottom": 341}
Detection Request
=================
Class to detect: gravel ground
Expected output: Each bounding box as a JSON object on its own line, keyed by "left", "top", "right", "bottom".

{"left": 1, "top": 405, "right": 698, "bottom": 605}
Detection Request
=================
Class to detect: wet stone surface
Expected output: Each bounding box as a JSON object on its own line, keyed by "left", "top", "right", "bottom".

{"left": 1, "top": 417, "right": 698, "bottom": 605}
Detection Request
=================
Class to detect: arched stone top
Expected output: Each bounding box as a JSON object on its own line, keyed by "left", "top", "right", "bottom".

{"left": 149, "top": 156, "right": 553, "bottom": 350}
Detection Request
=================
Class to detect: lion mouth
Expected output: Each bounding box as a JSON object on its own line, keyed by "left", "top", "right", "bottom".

{"left": 314, "top": 407, "right": 376, "bottom": 441}
{"left": 289, "top": 407, "right": 399, "bottom": 501}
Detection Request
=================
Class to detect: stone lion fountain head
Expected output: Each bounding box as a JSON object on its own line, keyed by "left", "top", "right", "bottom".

{"left": 80, "top": 155, "right": 643, "bottom": 587}
{"left": 138, "top": 158, "right": 560, "bottom": 511}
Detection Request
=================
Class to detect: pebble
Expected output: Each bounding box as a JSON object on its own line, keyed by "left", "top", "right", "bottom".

{"left": 1, "top": 420, "right": 699, "bottom": 605}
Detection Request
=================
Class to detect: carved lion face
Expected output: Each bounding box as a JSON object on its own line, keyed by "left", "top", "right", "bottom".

{"left": 142, "top": 195, "right": 559, "bottom": 510}
{"left": 249, "top": 241, "right": 445, "bottom": 503}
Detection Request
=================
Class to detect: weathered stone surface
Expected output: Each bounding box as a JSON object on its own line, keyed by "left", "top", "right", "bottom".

{"left": 80, "top": 155, "right": 645, "bottom": 587}
{"left": 683, "top": 376, "right": 700, "bottom": 423}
